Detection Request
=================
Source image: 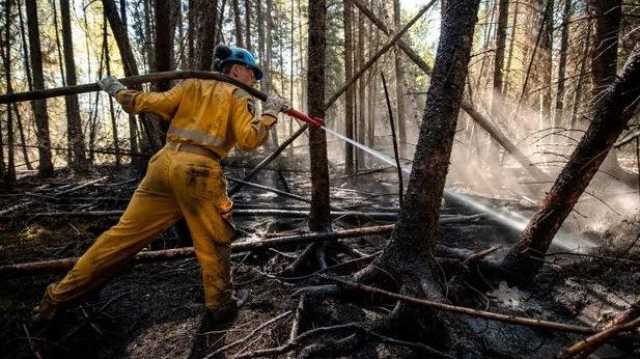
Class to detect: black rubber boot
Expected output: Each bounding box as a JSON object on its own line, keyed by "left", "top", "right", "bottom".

{"left": 30, "top": 289, "right": 59, "bottom": 332}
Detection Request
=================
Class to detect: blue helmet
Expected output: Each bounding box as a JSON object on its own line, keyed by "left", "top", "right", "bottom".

{"left": 214, "top": 45, "right": 263, "bottom": 80}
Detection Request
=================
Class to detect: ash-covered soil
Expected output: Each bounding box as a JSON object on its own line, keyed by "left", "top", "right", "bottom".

{"left": 1, "top": 161, "right": 639, "bottom": 358}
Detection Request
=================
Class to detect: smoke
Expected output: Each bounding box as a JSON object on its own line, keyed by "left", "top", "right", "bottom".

{"left": 445, "top": 89, "right": 640, "bottom": 238}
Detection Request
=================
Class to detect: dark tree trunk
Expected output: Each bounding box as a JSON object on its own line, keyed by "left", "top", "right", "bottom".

{"left": 589, "top": 0, "right": 621, "bottom": 96}
{"left": 103, "top": 11, "right": 121, "bottom": 167}
{"left": 244, "top": 0, "right": 252, "bottom": 51}
{"left": 16, "top": 0, "right": 33, "bottom": 170}
{"left": 264, "top": 0, "right": 273, "bottom": 93}
{"left": 492, "top": 0, "right": 508, "bottom": 114}
{"left": 119, "top": 0, "right": 127, "bottom": 25}
{"left": 103, "top": 0, "right": 138, "bottom": 78}
{"left": 60, "top": 0, "right": 89, "bottom": 172}
{"left": 570, "top": 27, "right": 590, "bottom": 128}
{"left": 232, "top": 0, "right": 244, "bottom": 47}
{"left": 257, "top": 0, "right": 264, "bottom": 63}
{"left": 501, "top": 47, "right": 640, "bottom": 282}
{"left": 307, "top": 0, "right": 330, "bottom": 232}
{"left": 553, "top": 0, "right": 572, "bottom": 127}
{"left": 153, "top": 0, "right": 174, "bottom": 91}
{"left": 356, "top": 8, "right": 365, "bottom": 169}
{"left": 143, "top": 0, "right": 154, "bottom": 70}
{"left": 2, "top": 0, "right": 16, "bottom": 185}
{"left": 103, "top": 0, "right": 155, "bottom": 164}
{"left": 504, "top": 0, "right": 518, "bottom": 94}
{"left": 358, "top": 0, "right": 481, "bottom": 342}
{"left": 51, "top": 0, "right": 66, "bottom": 86}
{"left": 587, "top": 0, "right": 634, "bottom": 186}
{"left": 118, "top": 0, "right": 140, "bottom": 167}
{"left": 540, "top": 0, "right": 553, "bottom": 119}
{"left": 25, "top": 0, "right": 54, "bottom": 177}
{"left": 193, "top": 0, "right": 218, "bottom": 70}
{"left": 343, "top": 0, "right": 354, "bottom": 175}
{"left": 216, "top": 0, "right": 226, "bottom": 45}
{"left": 263, "top": 0, "right": 282, "bottom": 183}
{"left": 393, "top": 0, "right": 406, "bottom": 146}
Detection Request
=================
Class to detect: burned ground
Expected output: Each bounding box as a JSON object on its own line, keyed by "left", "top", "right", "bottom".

{"left": 1, "top": 161, "right": 639, "bottom": 358}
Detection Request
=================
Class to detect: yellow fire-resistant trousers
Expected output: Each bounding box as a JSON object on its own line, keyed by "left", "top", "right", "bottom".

{"left": 46, "top": 145, "right": 236, "bottom": 310}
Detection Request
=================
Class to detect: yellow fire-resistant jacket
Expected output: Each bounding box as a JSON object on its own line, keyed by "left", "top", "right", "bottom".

{"left": 115, "top": 79, "right": 276, "bottom": 157}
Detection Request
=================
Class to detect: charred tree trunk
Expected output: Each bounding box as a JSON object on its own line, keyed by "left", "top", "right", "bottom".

{"left": 366, "top": 3, "right": 379, "bottom": 148}
{"left": 357, "top": 0, "right": 481, "bottom": 344}
{"left": 570, "top": 27, "right": 590, "bottom": 128}
{"left": 504, "top": 0, "right": 518, "bottom": 94}
{"left": 287, "top": 0, "right": 294, "bottom": 157}
{"left": 60, "top": 0, "right": 89, "bottom": 172}
{"left": 193, "top": 0, "right": 218, "bottom": 71}
{"left": 215, "top": 0, "right": 226, "bottom": 45}
{"left": 103, "top": 11, "right": 121, "bottom": 167}
{"left": 553, "top": 0, "right": 571, "bottom": 127}
{"left": 16, "top": 0, "right": 32, "bottom": 170}
{"left": 393, "top": 0, "right": 406, "bottom": 145}
{"left": 153, "top": 0, "right": 174, "bottom": 91}
{"left": 307, "top": 0, "right": 330, "bottom": 232}
{"left": 265, "top": 0, "right": 279, "bottom": 150}
{"left": 589, "top": 0, "right": 621, "bottom": 96}
{"left": 539, "top": 0, "right": 553, "bottom": 120}
{"left": 588, "top": 0, "right": 635, "bottom": 187}
{"left": 25, "top": 0, "right": 54, "bottom": 177}
{"left": 492, "top": 0, "right": 508, "bottom": 114}
{"left": 343, "top": 0, "right": 354, "bottom": 176}
{"left": 356, "top": 8, "right": 366, "bottom": 169}
{"left": 103, "top": 0, "right": 157, "bottom": 163}
{"left": 244, "top": 0, "right": 252, "bottom": 52}
{"left": 2, "top": 0, "right": 16, "bottom": 185}
{"left": 143, "top": 0, "right": 154, "bottom": 70}
{"left": 501, "top": 46, "right": 640, "bottom": 282}
{"left": 232, "top": 0, "right": 244, "bottom": 47}
{"left": 51, "top": 0, "right": 66, "bottom": 86}
{"left": 118, "top": 0, "right": 141, "bottom": 168}
{"left": 257, "top": 0, "right": 264, "bottom": 65}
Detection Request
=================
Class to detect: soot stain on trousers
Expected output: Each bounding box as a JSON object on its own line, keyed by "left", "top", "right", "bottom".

{"left": 186, "top": 167, "right": 210, "bottom": 186}
{"left": 184, "top": 167, "right": 212, "bottom": 214}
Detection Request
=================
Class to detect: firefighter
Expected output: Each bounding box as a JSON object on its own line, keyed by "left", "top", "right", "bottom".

{"left": 32, "top": 45, "right": 288, "bottom": 324}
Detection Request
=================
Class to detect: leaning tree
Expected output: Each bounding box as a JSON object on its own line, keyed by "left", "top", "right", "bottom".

{"left": 501, "top": 42, "right": 640, "bottom": 281}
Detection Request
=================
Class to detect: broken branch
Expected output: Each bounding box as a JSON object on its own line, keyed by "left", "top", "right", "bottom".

{"left": 0, "top": 225, "right": 394, "bottom": 276}
{"left": 323, "top": 276, "right": 597, "bottom": 335}
{"left": 0, "top": 71, "right": 267, "bottom": 104}
{"left": 557, "top": 315, "right": 640, "bottom": 358}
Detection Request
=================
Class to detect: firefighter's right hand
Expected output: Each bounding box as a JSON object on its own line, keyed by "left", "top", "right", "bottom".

{"left": 262, "top": 95, "right": 290, "bottom": 118}
{"left": 97, "top": 76, "right": 126, "bottom": 97}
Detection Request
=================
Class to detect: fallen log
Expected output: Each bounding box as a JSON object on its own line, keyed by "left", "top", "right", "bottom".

{"left": 228, "top": 176, "right": 312, "bottom": 204}
{"left": 6, "top": 208, "right": 483, "bottom": 223}
{"left": 0, "top": 177, "right": 109, "bottom": 217}
{"left": 0, "top": 225, "right": 395, "bottom": 276}
{"left": 324, "top": 276, "right": 597, "bottom": 335}
{"left": 0, "top": 219, "right": 493, "bottom": 277}
{"left": 557, "top": 315, "right": 640, "bottom": 358}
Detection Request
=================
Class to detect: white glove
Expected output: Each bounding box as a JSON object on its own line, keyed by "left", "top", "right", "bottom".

{"left": 97, "top": 76, "right": 126, "bottom": 97}
{"left": 262, "top": 95, "right": 290, "bottom": 118}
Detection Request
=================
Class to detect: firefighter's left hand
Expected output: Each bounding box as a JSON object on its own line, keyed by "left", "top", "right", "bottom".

{"left": 97, "top": 76, "right": 126, "bottom": 97}
{"left": 263, "top": 95, "right": 290, "bottom": 118}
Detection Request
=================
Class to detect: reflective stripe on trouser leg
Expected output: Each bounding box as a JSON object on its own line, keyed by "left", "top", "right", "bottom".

{"left": 48, "top": 152, "right": 182, "bottom": 304}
